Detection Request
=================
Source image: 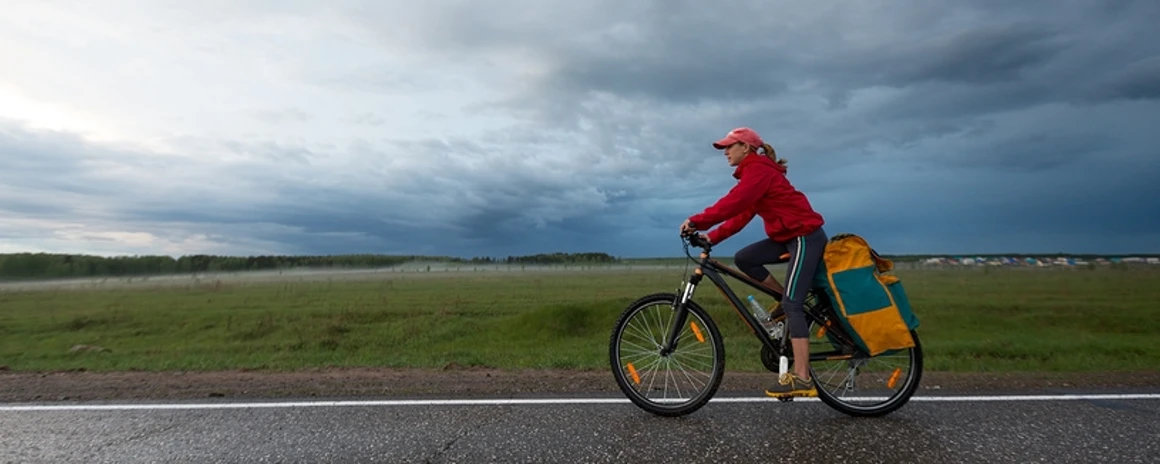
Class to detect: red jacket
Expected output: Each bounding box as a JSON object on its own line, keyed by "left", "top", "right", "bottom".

{"left": 688, "top": 153, "right": 824, "bottom": 244}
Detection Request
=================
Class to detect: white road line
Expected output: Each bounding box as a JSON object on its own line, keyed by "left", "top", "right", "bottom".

{"left": 1, "top": 394, "right": 1158, "bottom": 411}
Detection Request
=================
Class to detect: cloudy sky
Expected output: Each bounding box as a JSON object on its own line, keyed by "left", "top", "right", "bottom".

{"left": 1, "top": 1, "right": 1158, "bottom": 259}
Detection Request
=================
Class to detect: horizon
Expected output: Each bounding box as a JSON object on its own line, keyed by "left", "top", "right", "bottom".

{"left": 3, "top": 249, "right": 1160, "bottom": 261}
{"left": 2, "top": 2, "right": 1158, "bottom": 259}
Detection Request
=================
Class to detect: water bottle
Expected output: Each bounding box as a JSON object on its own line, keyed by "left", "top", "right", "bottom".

{"left": 746, "top": 295, "right": 774, "bottom": 331}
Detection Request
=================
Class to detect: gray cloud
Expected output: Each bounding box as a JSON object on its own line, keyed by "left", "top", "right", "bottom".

{"left": 2, "top": 1, "right": 1159, "bottom": 258}
{"left": 820, "top": 22, "right": 1066, "bottom": 91}
{"left": 0, "top": 116, "right": 673, "bottom": 257}
{"left": 1091, "top": 56, "right": 1160, "bottom": 102}
{"left": 833, "top": 156, "right": 1160, "bottom": 255}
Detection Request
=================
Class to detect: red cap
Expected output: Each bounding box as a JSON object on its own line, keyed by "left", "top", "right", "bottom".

{"left": 712, "top": 127, "right": 764, "bottom": 149}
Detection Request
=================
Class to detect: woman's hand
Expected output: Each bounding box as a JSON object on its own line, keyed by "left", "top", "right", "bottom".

{"left": 680, "top": 219, "right": 694, "bottom": 234}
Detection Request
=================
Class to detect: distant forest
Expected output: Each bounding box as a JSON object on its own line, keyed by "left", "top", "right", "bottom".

{"left": 0, "top": 252, "right": 620, "bottom": 280}
{"left": 2, "top": 251, "right": 1154, "bottom": 280}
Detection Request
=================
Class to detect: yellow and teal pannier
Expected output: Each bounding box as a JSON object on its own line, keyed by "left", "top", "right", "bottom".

{"left": 811, "top": 233, "right": 920, "bottom": 356}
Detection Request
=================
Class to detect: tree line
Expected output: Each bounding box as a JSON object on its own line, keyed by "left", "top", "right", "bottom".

{"left": 0, "top": 252, "right": 621, "bottom": 279}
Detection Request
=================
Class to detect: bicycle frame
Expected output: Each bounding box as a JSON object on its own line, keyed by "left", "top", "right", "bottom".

{"left": 662, "top": 238, "right": 860, "bottom": 362}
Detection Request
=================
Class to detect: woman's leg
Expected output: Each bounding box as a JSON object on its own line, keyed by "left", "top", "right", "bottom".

{"left": 781, "top": 227, "right": 829, "bottom": 380}
{"left": 733, "top": 239, "right": 789, "bottom": 293}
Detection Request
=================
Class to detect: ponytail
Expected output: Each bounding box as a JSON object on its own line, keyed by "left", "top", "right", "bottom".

{"left": 759, "top": 143, "right": 787, "bottom": 168}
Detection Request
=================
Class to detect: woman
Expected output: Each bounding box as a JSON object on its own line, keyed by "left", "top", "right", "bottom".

{"left": 680, "top": 126, "right": 828, "bottom": 397}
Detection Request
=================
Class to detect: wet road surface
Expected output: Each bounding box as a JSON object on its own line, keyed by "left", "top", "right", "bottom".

{"left": 2, "top": 392, "right": 1158, "bottom": 463}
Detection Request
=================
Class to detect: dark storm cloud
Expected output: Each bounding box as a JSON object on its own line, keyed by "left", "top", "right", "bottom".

{"left": 0, "top": 120, "right": 410, "bottom": 255}
{"left": 0, "top": 118, "right": 650, "bottom": 257}
{"left": 4, "top": 1, "right": 1159, "bottom": 258}
{"left": 373, "top": 0, "right": 1158, "bottom": 255}
{"left": 956, "top": 132, "right": 1111, "bottom": 173}
{"left": 457, "top": 4, "right": 1062, "bottom": 111}
{"left": 1089, "top": 56, "right": 1160, "bottom": 102}
{"left": 410, "top": 0, "right": 1159, "bottom": 128}
{"left": 832, "top": 157, "right": 1160, "bottom": 255}
{"left": 551, "top": 56, "right": 789, "bottom": 104}
{"left": 825, "top": 23, "right": 1065, "bottom": 89}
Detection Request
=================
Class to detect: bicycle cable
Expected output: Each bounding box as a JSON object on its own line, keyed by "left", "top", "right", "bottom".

{"left": 681, "top": 235, "right": 696, "bottom": 262}
{"left": 680, "top": 236, "right": 691, "bottom": 281}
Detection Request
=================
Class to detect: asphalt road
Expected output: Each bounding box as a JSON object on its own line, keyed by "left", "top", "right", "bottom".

{"left": 2, "top": 393, "right": 1158, "bottom": 463}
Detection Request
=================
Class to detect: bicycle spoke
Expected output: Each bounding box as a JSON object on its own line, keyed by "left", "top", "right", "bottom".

{"left": 633, "top": 311, "right": 660, "bottom": 345}
{"left": 618, "top": 340, "right": 656, "bottom": 358}
{"left": 611, "top": 293, "right": 728, "bottom": 416}
{"left": 624, "top": 323, "right": 657, "bottom": 349}
{"left": 639, "top": 357, "right": 665, "bottom": 393}
{"left": 625, "top": 306, "right": 714, "bottom": 400}
{"left": 666, "top": 360, "right": 683, "bottom": 400}
{"left": 672, "top": 359, "right": 710, "bottom": 392}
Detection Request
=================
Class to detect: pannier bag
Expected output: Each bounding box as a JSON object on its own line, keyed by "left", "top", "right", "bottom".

{"left": 812, "top": 233, "right": 920, "bottom": 356}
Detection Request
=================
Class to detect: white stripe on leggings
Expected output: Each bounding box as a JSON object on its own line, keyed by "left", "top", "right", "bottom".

{"left": 784, "top": 236, "right": 805, "bottom": 301}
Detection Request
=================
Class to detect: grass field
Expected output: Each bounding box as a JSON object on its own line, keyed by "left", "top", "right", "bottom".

{"left": 1, "top": 266, "right": 1158, "bottom": 373}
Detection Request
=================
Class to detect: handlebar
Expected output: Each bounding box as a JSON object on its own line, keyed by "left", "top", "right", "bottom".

{"left": 681, "top": 230, "right": 712, "bottom": 252}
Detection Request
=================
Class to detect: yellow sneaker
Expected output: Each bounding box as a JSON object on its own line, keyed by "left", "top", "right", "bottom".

{"left": 764, "top": 372, "right": 818, "bottom": 398}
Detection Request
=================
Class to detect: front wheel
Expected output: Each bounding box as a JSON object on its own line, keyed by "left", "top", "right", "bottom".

{"left": 609, "top": 293, "right": 725, "bottom": 417}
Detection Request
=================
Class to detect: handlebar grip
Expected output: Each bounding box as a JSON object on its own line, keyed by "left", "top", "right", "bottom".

{"left": 690, "top": 233, "right": 710, "bottom": 249}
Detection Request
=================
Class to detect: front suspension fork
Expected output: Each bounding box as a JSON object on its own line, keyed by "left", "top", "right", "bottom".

{"left": 661, "top": 272, "right": 702, "bottom": 356}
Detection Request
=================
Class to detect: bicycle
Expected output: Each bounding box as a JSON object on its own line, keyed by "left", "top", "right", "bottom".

{"left": 608, "top": 230, "right": 923, "bottom": 417}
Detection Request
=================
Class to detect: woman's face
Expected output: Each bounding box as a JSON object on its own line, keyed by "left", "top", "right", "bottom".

{"left": 724, "top": 143, "right": 749, "bottom": 166}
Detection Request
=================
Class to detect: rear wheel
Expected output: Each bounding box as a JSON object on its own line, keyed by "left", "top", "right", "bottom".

{"left": 609, "top": 293, "right": 725, "bottom": 417}
{"left": 784, "top": 290, "right": 923, "bottom": 417}
{"left": 809, "top": 325, "right": 923, "bottom": 417}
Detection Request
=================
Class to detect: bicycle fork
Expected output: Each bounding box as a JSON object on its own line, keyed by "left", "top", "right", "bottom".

{"left": 661, "top": 272, "right": 703, "bottom": 356}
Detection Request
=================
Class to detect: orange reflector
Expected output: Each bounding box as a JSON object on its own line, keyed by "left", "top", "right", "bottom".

{"left": 887, "top": 368, "right": 902, "bottom": 389}
{"left": 816, "top": 326, "right": 826, "bottom": 338}
{"left": 690, "top": 321, "right": 705, "bottom": 343}
{"left": 627, "top": 363, "right": 641, "bottom": 385}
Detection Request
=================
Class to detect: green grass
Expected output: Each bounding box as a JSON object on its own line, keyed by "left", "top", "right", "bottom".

{"left": 0, "top": 266, "right": 1157, "bottom": 373}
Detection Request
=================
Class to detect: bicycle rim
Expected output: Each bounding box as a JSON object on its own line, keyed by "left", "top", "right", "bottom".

{"left": 610, "top": 293, "right": 724, "bottom": 416}
{"left": 809, "top": 325, "right": 923, "bottom": 417}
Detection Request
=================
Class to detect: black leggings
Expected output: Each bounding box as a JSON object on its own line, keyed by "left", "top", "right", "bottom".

{"left": 734, "top": 227, "right": 827, "bottom": 338}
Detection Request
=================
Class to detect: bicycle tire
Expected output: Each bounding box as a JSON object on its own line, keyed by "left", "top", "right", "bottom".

{"left": 813, "top": 329, "right": 924, "bottom": 417}
{"left": 609, "top": 292, "right": 726, "bottom": 417}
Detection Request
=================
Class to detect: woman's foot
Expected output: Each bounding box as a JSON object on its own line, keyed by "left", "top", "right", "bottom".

{"left": 764, "top": 372, "right": 817, "bottom": 398}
